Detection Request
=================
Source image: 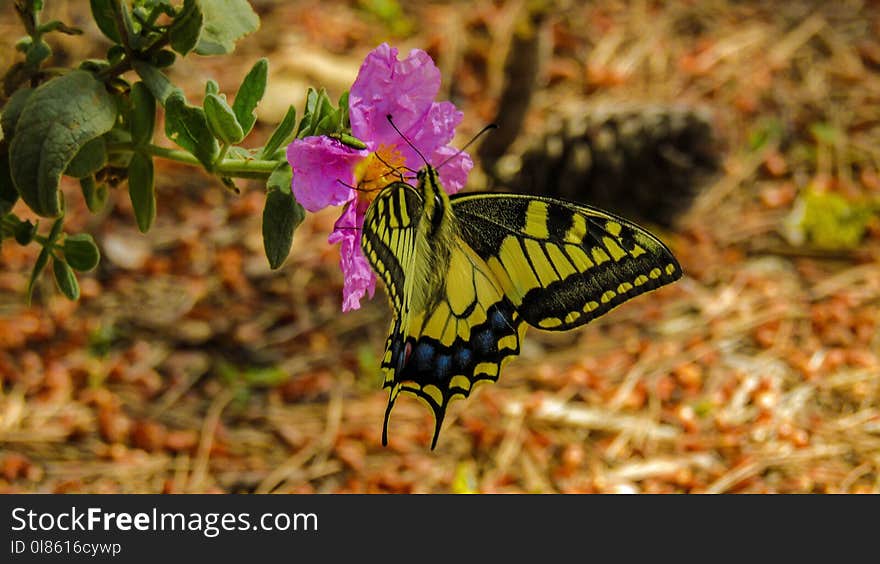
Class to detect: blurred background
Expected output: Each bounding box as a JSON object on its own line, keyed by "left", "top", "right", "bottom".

{"left": 1, "top": 0, "right": 878, "bottom": 493}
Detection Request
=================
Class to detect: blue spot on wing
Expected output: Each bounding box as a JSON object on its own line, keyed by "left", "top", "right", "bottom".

{"left": 454, "top": 348, "right": 473, "bottom": 371}
{"left": 413, "top": 342, "right": 435, "bottom": 372}
{"left": 473, "top": 329, "right": 496, "bottom": 355}
{"left": 435, "top": 354, "right": 451, "bottom": 380}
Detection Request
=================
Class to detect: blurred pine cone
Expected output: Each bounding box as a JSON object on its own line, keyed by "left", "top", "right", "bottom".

{"left": 484, "top": 103, "right": 720, "bottom": 228}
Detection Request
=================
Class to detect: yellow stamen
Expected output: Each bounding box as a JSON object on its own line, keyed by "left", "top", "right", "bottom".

{"left": 354, "top": 145, "right": 407, "bottom": 203}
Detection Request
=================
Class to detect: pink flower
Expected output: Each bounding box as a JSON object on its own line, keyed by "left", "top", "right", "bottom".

{"left": 287, "top": 43, "right": 473, "bottom": 311}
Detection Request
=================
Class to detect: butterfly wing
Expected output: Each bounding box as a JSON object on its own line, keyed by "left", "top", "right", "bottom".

{"left": 361, "top": 181, "right": 421, "bottom": 318}
{"left": 450, "top": 193, "right": 682, "bottom": 330}
{"left": 382, "top": 240, "right": 526, "bottom": 448}
{"left": 362, "top": 183, "right": 527, "bottom": 449}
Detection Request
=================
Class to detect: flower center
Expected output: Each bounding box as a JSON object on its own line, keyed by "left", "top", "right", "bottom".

{"left": 353, "top": 145, "right": 407, "bottom": 202}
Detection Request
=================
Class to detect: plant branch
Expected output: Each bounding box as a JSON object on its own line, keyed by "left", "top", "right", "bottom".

{"left": 108, "top": 142, "right": 280, "bottom": 179}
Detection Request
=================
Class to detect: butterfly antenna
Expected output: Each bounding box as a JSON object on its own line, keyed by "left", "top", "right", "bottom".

{"left": 336, "top": 178, "right": 374, "bottom": 195}
{"left": 438, "top": 123, "right": 497, "bottom": 170}
{"left": 372, "top": 151, "right": 413, "bottom": 182}
{"left": 386, "top": 114, "right": 429, "bottom": 167}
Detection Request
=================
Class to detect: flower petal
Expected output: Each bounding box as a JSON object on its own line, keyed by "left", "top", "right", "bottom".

{"left": 407, "top": 101, "right": 463, "bottom": 163}
{"left": 431, "top": 144, "right": 474, "bottom": 194}
{"left": 350, "top": 43, "right": 441, "bottom": 152}
{"left": 287, "top": 136, "right": 367, "bottom": 212}
{"left": 328, "top": 198, "right": 376, "bottom": 311}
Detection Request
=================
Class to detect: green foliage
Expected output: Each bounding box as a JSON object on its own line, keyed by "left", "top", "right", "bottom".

{"left": 52, "top": 257, "right": 80, "bottom": 300}
{"left": 128, "top": 152, "right": 156, "bottom": 233}
{"left": 89, "top": 0, "right": 122, "bottom": 43}
{"left": 132, "top": 60, "right": 175, "bottom": 104}
{"left": 80, "top": 176, "right": 109, "bottom": 213}
{"left": 787, "top": 188, "right": 877, "bottom": 250}
{"left": 204, "top": 92, "right": 245, "bottom": 145}
{"left": 129, "top": 82, "right": 157, "bottom": 146}
{"left": 9, "top": 70, "right": 117, "bottom": 217}
{"left": 0, "top": 0, "right": 347, "bottom": 303}
{"left": 259, "top": 105, "right": 297, "bottom": 160}
{"left": 63, "top": 234, "right": 101, "bottom": 272}
{"left": 66, "top": 137, "right": 109, "bottom": 179}
{"left": 169, "top": 0, "right": 203, "bottom": 55}
{"left": 164, "top": 90, "right": 219, "bottom": 168}
{"left": 194, "top": 0, "right": 260, "bottom": 55}
{"left": 1, "top": 87, "right": 34, "bottom": 140}
{"left": 232, "top": 58, "right": 268, "bottom": 136}
{"left": 262, "top": 163, "right": 304, "bottom": 269}
{"left": 26, "top": 216, "right": 63, "bottom": 304}
{"left": 297, "top": 88, "right": 350, "bottom": 138}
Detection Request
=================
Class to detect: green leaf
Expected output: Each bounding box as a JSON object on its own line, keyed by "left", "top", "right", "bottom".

{"left": 204, "top": 93, "right": 245, "bottom": 145}
{"left": 79, "top": 176, "right": 108, "bottom": 213}
{"left": 27, "top": 246, "right": 51, "bottom": 304}
{"left": 295, "top": 88, "right": 319, "bottom": 138}
{"left": 128, "top": 152, "right": 156, "bottom": 232}
{"left": 1, "top": 87, "right": 34, "bottom": 141}
{"left": 63, "top": 233, "right": 101, "bottom": 272}
{"left": 164, "top": 90, "right": 219, "bottom": 169}
{"left": 90, "top": 0, "right": 122, "bottom": 42}
{"left": 297, "top": 88, "right": 338, "bottom": 138}
{"left": 337, "top": 90, "right": 350, "bottom": 129}
{"left": 130, "top": 82, "right": 157, "bottom": 146}
{"left": 0, "top": 150, "right": 17, "bottom": 215}
{"left": 205, "top": 79, "right": 220, "bottom": 96}
{"left": 259, "top": 105, "right": 297, "bottom": 159}
{"left": 169, "top": 0, "right": 203, "bottom": 56}
{"left": 132, "top": 61, "right": 176, "bottom": 105}
{"left": 232, "top": 57, "right": 268, "bottom": 136}
{"left": 315, "top": 109, "right": 342, "bottom": 136}
{"left": 38, "top": 20, "right": 83, "bottom": 35}
{"left": 65, "top": 137, "right": 108, "bottom": 179}
{"left": 194, "top": 0, "right": 260, "bottom": 56}
{"left": 26, "top": 217, "right": 63, "bottom": 305}
{"left": 262, "top": 163, "right": 303, "bottom": 269}
{"left": 9, "top": 70, "right": 118, "bottom": 217}
{"left": 52, "top": 257, "right": 80, "bottom": 301}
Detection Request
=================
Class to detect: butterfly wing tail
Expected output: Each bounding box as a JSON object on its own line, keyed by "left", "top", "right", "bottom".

{"left": 382, "top": 383, "right": 401, "bottom": 446}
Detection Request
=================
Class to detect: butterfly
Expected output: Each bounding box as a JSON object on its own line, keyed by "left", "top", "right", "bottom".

{"left": 360, "top": 163, "right": 682, "bottom": 448}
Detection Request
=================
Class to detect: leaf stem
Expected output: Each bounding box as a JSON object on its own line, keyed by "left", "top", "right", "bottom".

{"left": 109, "top": 142, "right": 279, "bottom": 179}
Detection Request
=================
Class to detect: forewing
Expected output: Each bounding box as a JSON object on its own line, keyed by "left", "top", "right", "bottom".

{"left": 451, "top": 193, "right": 682, "bottom": 331}
{"left": 361, "top": 182, "right": 422, "bottom": 317}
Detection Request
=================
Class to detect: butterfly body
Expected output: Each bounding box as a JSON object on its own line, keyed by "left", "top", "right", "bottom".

{"left": 361, "top": 165, "right": 681, "bottom": 448}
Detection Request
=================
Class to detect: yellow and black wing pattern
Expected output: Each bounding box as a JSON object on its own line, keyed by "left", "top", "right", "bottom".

{"left": 361, "top": 166, "right": 682, "bottom": 449}
{"left": 450, "top": 193, "right": 682, "bottom": 331}
{"left": 361, "top": 181, "right": 528, "bottom": 448}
